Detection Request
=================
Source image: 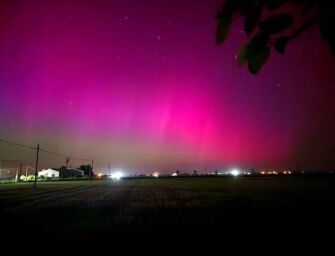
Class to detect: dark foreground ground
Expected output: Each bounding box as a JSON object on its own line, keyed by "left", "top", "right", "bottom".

{"left": 1, "top": 177, "right": 335, "bottom": 247}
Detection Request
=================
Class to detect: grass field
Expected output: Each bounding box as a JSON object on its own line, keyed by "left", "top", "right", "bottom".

{"left": 1, "top": 177, "right": 335, "bottom": 242}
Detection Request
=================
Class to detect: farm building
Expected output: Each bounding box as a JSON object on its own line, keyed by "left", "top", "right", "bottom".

{"left": 59, "top": 167, "right": 84, "bottom": 178}
{"left": 38, "top": 168, "right": 59, "bottom": 178}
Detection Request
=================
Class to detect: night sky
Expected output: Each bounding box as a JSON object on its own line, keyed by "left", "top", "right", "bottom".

{"left": 1, "top": 0, "right": 335, "bottom": 173}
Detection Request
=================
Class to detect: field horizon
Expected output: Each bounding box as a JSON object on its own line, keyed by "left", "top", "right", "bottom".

{"left": 1, "top": 176, "right": 334, "bottom": 245}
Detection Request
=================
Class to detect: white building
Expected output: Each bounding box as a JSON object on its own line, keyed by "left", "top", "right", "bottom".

{"left": 38, "top": 168, "right": 59, "bottom": 178}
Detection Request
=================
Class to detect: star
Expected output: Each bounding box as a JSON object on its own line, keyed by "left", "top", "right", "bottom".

{"left": 120, "top": 16, "right": 128, "bottom": 21}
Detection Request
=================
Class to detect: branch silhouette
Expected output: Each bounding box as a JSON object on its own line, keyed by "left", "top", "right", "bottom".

{"left": 216, "top": 0, "right": 335, "bottom": 74}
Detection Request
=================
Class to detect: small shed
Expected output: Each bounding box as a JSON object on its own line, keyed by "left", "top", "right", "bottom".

{"left": 38, "top": 168, "right": 59, "bottom": 178}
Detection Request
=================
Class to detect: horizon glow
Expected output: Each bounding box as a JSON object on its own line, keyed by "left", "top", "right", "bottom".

{"left": 1, "top": 0, "right": 335, "bottom": 173}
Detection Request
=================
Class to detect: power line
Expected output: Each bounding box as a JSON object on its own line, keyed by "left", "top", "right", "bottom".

{"left": 0, "top": 159, "right": 24, "bottom": 162}
{"left": 39, "top": 148, "right": 91, "bottom": 162}
{"left": 0, "top": 138, "right": 91, "bottom": 162}
{"left": 33, "top": 144, "right": 39, "bottom": 188}
{"left": 0, "top": 138, "right": 36, "bottom": 150}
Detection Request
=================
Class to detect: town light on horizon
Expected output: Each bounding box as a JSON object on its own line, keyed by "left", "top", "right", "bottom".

{"left": 231, "top": 169, "right": 240, "bottom": 176}
{"left": 110, "top": 171, "right": 124, "bottom": 180}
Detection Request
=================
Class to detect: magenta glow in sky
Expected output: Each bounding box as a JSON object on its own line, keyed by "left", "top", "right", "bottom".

{"left": 1, "top": 0, "right": 335, "bottom": 172}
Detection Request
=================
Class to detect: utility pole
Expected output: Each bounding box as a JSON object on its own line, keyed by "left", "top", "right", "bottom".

{"left": 25, "top": 164, "right": 28, "bottom": 181}
{"left": 0, "top": 161, "right": 3, "bottom": 180}
{"left": 109, "top": 160, "right": 111, "bottom": 176}
{"left": 66, "top": 157, "right": 70, "bottom": 167}
{"left": 18, "top": 162, "right": 22, "bottom": 183}
{"left": 89, "top": 159, "right": 94, "bottom": 181}
{"left": 33, "top": 144, "right": 40, "bottom": 188}
{"left": 205, "top": 162, "right": 207, "bottom": 175}
{"left": 15, "top": 166, "right": 18, "bottom": 182}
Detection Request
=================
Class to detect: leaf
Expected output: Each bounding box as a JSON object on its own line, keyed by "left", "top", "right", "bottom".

{"left": 248, "top": 47, "right": 270, "bottom": 74}
{"left": 265, "top": 0, "right": 285, "bottom": 10}
{"left": 320, "top": 23, "right": 335, "bottom": 54}
{"left": 259, "top": 14, "right": 294, "bottom": 34}
{"left": 216, "top": 14, "right": 232, "bottom": 44}
{"left": 245, "top": 32, "right": 270, "bottom": 74}
{"left": 216, "top": 0, "right": 243, "bottom": 44}
{"left": 244, "top": 2, "right": 263, "bottom": 35}
{"left": 237, "top": 45, "right": 247, "bottom": 66}
{"left": 302, "top": 0, "right": 318, "bottom": 15}
{"left": 246, "top": 32, "right": 269, "bottom": 55}
{"left": 274, "top": 37, "right": 290, "bottom": 54}
{"left": 320, "top": 2, "right": 335, "bottom": 54}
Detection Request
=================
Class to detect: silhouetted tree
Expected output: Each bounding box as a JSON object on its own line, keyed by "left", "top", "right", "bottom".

{"left": 79, "top": 165, "right": 94, "bottom": 176}
{"left": 216, "top": 0, "right": 335, "bottom": 74}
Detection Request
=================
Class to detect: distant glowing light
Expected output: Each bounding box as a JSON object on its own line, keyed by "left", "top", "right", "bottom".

{"left": 171, "top": 173, "right": 177, "bottom": 176}
{"left": 97, "top": 173, "right": 103, "bottom": 177}
{"left": 110, "top": 171, "right": 124, "bottom": 180}
{"left": 153, "top": 171, "right": 159, "bottom": 178}
{"left": 231, "top": 169, "right": 240, "bottom": 176}
{"left": 261, "top": 171, "right": 265, "bottom": 175}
